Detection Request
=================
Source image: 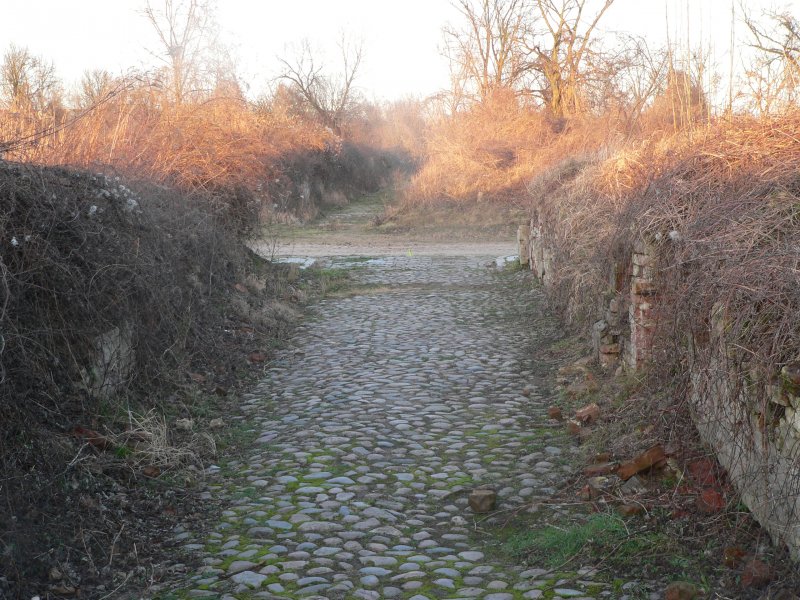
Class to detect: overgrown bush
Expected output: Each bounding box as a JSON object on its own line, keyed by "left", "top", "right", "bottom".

{"left": 404, "top": 89, "right": 619, "bottom": 206}
{"left": 1, "top": 80, "right": 412, "bottom": 227}
{"left": 530, "top": 111, "right": 800, "bottom": 385}
{"left": 267, "top": 141, "right": 410, "bottom": 220}
{"left": 0, "top": 160, "right": 277, "bottom": 594}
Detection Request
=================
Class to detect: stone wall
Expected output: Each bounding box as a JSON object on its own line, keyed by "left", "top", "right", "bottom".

{"left": 690, "top": 306, "right": 800, "bottom": 559}
{"left": 524, "top": 216, "right": 554, "bottom": 288}
{"left": 80, "top": 324, "right": 135, "bottom": 399}
{"left": 518, "top": 218, "right": 800, "bottom": 559}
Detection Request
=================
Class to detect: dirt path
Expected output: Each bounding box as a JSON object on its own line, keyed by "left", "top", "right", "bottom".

{"left": 252, "top": 192, "right": 518, "bottom": 259}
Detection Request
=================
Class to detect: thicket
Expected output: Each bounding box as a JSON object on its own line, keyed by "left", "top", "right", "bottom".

{"left": 0, "top": 82, "right": 412, "bottom": 225}
{"left": 0, "top": 3, "right": 417, "bottom": 595}
{"left": 0, "top": 159, "right": 277, "bottom": 595}
{"left": 530, "top": 114, "right": 800, "bottom": 373}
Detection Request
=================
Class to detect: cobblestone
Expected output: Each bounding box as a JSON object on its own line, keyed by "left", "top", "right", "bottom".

{"left": 174, "top": 254, "right": 625, "bottom": 599}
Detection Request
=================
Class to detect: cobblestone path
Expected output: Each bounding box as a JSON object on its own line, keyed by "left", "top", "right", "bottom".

{"left": 172, "top": 255, "right": 621, "bottom": 600}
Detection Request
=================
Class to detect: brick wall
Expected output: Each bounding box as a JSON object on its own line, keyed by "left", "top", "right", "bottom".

{"left": 518, "top": 219, "right": 800, "bottom": 559}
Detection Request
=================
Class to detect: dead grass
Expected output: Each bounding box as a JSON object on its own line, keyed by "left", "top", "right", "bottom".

{"left": 528, "top": 111, "right": 800, "bottom": 379}
{"left": 0, "top": 79, "right": 411, "bottom": 227}
{"left": 523, "top": 111, "right": 800, "bottom": 580}
{"left": 403, "top": 90, "right": 621, "bottom": 207}
{"left": 115, "top": 410, "right": 215, "bottom": 469}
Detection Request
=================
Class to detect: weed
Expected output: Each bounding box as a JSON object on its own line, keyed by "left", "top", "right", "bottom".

{"left": 502, "top": 258, "right": 526, "bottom": 273}
{"left": 301, "top": 267, "right": 352, "bottom": 297}
{"left": 340, "top": 256, "right": 375, "bottom": 263}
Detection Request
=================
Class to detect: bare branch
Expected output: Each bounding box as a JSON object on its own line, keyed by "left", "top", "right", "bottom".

{"left": 143, "top": 0, "right": 215, "bottom": 105}
{"left": 277, "top": 36, "right": 363, "bottom": 134}
{"left": 442, "top": 0, "right": 533, "bottom": 102}
{"left": 741, "top": 4, "right": 800, "bottom": 113}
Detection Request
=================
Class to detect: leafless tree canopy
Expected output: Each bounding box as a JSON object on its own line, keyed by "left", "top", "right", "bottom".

{"left": 443, "top": 0, "right": 533, "bottom": 101}
{"left": 441, "top": 0, "right": 615, "bottom": 116}
{"left": 143, "top": 0, "right": 215, "bottom": 105}
{"left": 0, "top": 44, "right": 60, "bottom": 113}
{"left": 76, "top": 69, "right": 115, "bottom": 109}
{"left": 743, "top": 7, "right": 800, "bottom": 114}
{"left": 278, "top": 36, "right": 363, "bottom": 134}
{"left": 531, "top": 0, "right": 615, "bottom": 117}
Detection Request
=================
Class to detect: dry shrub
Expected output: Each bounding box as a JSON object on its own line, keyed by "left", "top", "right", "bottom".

{"left": 0, "top": 160, "right": 266, "bottom": 594}
{"left": 408, "top": 91, "right": 549, "bottom": 204}
{"left": 626, "top": 114, "right": 800, "bottom": 377}
{"left": 116, "top": 410, "right": 215, "bottom": 469}
{"left": 637, "top": 69, "right": 710, "bottom": 135}
{"left": 527, "top": 156, "right": 614, "bottom": 323}
{"left": 531, "top": 110, "right": 800, "bottom": 383}
{"left": 269, "top": 141, "right": 406, "bottom": 221}
{"left": 1, "top": 79, "right": 408, "bottom": 226}
{"left": 405, "top": 89, "right": 621, "bottom": 207}
{"left": 0, "top": 159, "right": 250, "bottom": 452}
{"left": 527, "top": 112, "right": 800, "bottom": 565}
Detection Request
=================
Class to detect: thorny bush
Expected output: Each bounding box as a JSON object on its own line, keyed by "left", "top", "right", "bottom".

{"left": 0, "top": 159, "right": 267, "bottom": 596}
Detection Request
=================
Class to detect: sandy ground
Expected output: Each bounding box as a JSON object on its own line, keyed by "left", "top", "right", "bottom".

{"left": 253, "top": 238, "right": 517, "bottom": 258}
{"left": 254, "top": 194, "right": 519, "bottom": 259}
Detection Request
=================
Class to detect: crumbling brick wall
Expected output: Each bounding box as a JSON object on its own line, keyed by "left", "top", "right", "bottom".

{"left": 518, "top": 219, "right": 800, "bottom": 558}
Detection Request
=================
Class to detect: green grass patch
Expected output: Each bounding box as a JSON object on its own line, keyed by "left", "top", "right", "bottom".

{"left": 300, "top": 266, "right": 352, "bottom": 297}
{"left": 500, "top": 258, "right": 526, "bottom": 273}
{"left": 216, "top": 420, "right": 259, "bottom": 452}
{"left": 339, "top": 256, "right": 376, "bottom": 263}
{"left": 504, "top": 513, "right": 628, "bottom": 567}
{"left": 229, "top": 486, "right": 263, "bottom": 501}
{"left": 504, "top": 513, "right": 701, "bottom": 579}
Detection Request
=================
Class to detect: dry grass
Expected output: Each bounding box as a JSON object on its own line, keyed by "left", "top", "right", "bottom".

{"left": 527, "top": 110, "right": 800, "bottom": 429}
{"left": 0, "top": 160, "right": 282, "bottom": 597}
{"left": 0, "top": 79, "right": 410, "bottom": 226}
{"left": 404, "top": 90, "right": 623, "bottom": 207}
{"left": 116, "top": 410, "right": 215, "bottom": 469}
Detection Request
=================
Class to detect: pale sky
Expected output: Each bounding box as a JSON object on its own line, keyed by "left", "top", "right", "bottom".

{"left": 0, "top": 0, "right": 792, "bottom": 102}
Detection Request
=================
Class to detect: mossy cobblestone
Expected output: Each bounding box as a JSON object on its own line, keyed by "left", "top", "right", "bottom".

{"left": 168, "top": 255, "right": 645, "bottom": 600}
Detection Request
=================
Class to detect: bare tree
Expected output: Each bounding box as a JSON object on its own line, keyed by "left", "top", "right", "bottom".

{"left": 278, "top": 36, "right": 363, "bottom": 134}
{"left": 76, "top": 69, "right": 115, "bottom": 108}
{"left": 442, "top": 0, "right": 533, "bottom": 101}
{"left": 743, "top": 7, "right": 800, "bottom": 113}
{"left": 530, "top": 0, "right": 615, "bottom": 117}
{"left": 143, "top": 0, "right": 214, "bottom": 105}
{"left": 440, "top": 0, "right": 616, "bottom": 116}
{"left": 0, "top": 44, "right": 60, "bottom": 113}
{"left": 595, "top": 35, "right": 670, "bottom": 131}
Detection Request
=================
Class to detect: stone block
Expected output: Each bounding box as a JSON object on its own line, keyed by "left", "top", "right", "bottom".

{"left": 608, "top": 297, "right": 620, "bottom": 315}
{"left": 631, "top": 278, "right": 656, "bottom": 296}
{"left": 632, "top": 264, "right": 654, "bottom": 279}
{"left": 468, "top": 489, "right": 497, "bottom": 513}
{"left": 83, "top": 323, "right": 134, "bottom": 398}
{"left": 517, "top": 224, "right": 530, "bottom": 266}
